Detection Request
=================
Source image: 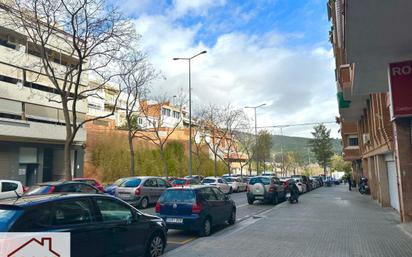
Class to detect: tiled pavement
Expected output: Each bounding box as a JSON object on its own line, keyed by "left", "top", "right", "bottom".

{"left": 164, "top": 185, "right": 412, "bottom": 257}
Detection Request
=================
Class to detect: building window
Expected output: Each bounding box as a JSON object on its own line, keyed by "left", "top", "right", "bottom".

{"left": 162, "top": 108, "right": 171, "bottom": 116}
{"left": 348, "top": 135, "right": 359, "bottom": 147}
{"left": 173, "top": 111, "right": 180, "bottom": 119}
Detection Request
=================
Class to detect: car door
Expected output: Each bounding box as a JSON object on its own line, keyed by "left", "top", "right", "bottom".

{"left": 198, "top": 187, "right": 219, "bottom": 224}
{"left": 93, "top": 196, "right": 149, "bottom": 257}
{"left": 0, "top": 181, "right": 20, "bottom": 199}
{"left": 211, "top": 187, "right": 231, "bottom": 223}
{"left": 156, "top": 178, "right": 169, "bottom": 201}
{"left": 272, "top": 178, "right": 285, "bottom": 198}
{"left": 143, "top": 178, "right": 158, "bottom": 203}
{"left": 218, "top": 179, "right": 228, "bottom": 193}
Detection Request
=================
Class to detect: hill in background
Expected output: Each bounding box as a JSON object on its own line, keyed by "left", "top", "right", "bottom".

{"left": 271, "top": 135, "right": 342, "bottom": 164}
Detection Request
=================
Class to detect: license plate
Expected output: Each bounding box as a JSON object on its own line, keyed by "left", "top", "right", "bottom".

{"left": 286, "top": 193, "right": 291, "bottom": 198}
{"left": 255, "top": 196, "right": 264, "bottom": 200}
{"left": 166, "top": 218, "right": 183, "bottom": 224}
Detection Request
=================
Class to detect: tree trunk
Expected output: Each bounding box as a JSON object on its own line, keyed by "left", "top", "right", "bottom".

{"left": 63, "top": 141, "right": 72, "bottom": 180}
{"left": 62, "top": 100, "right": 72, "bottom": 180}
{"left": 248, "top": 162, "right": 252, "bottom": 176}
{"left": 160, "top": 148, "right": 168, "bottom": 179}
{"left": 214, "top": 153, "right": 217, "bottom": 177}
{"left": 128, "top": 130, "right": 135, "bottom": 176}
{"left": 323, "top": 163, "right": 327, "bottom": 177}
{"left": 240, "top": 165, "right": 243, "bottom": 179}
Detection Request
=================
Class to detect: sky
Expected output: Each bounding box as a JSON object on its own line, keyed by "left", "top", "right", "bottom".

{"left": 113, "top": 0, "right": 339, "bottom": 138}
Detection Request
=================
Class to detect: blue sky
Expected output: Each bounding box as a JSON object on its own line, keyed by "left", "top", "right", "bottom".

{"left": 115, "top": 0, "right": 339, "bottom": 138}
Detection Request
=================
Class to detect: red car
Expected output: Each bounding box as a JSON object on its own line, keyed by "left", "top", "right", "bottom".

{"left": 73, "top": 178, "right": 104, "bottom": 192}
{"left": 171, "top": 178, "right": 199, "bottom": 187}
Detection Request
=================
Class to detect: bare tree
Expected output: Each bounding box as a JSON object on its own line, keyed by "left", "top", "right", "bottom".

{"left": 234, "top": 123, "right": 255, "bottom": 177}
{"left": 200, "top": 104, "right": 243, "bottom": 177}
{"left": 118, "top": 49, "right": 159, "bottom": 177}
{"left": 1, "top": 0, "right": 136, "bottom": 179}
{"left": 134, "top": 94, "right": 185, "bottom": 179}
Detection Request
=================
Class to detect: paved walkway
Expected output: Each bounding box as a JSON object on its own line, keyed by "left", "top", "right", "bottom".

{"left": 164, "top": 185, "right": 412, "bottom": 257}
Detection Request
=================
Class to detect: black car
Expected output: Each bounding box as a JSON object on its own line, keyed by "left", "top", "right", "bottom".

{"left": 156, "top": 185, "right": 236, "bottom": 237}
{"left": 0, "top": 194, "right": 167, "bottom": 257}
{"left": 25, "top": 181, "right": 100, "bottom": 195}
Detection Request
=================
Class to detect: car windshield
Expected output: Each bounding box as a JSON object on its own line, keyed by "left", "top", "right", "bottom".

{"left": 224, "top": 178, "right": 234, "bottom": 182}
{"left": 249, "top": 177, "right": 271, "bottom": 185}
{"left": 202, "top": 179, "right": 216, "bottom": 183}
{"left": 172, "top": 179, "right": 186, "bottom": 185}
{"left": 0, "top": 208, "right": 22, "bottom": 231}
{"left": 159, "top": 190, "right": 196, "bottom": 203}
{"left": 121, "top": 178, "right": 141, "bottom": 188}
{"left": 24, "top": 185, "right": 53, "bottom": 195}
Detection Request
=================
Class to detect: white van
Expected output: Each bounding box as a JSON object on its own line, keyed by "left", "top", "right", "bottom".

{"left": 0, "top": 180, "right": 24, "bottom": 199}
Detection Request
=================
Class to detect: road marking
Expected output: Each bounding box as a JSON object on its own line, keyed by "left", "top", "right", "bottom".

{"left": 237, "top": 203, "right": 249, "bottom": 208}
{"left": 168, "top": 237, "right": 197, "bottom": 245}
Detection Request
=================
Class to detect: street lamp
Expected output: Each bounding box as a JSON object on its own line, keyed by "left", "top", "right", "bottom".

{"left": 173, "top": 50, "right": 207, "bottom": 178}
{"left": 244, "top": 103, "right": 266, "bottom": 175}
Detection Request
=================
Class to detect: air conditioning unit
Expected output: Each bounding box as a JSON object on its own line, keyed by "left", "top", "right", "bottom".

{"left": 362, "top": 133, "right": 370, "bottom": 144}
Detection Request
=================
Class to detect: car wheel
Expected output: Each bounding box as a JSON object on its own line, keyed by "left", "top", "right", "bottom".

{"left": 139, "top": 197, "right": 149, "bottom": 209}
{"left": 272, "top": 194, "right": 279, "bottom": 205}
{"left": 228, "top": 209, "right": 236, "bottom": 225}
{"left": 145, "top": 233, "right": 164, "bottom": 257}
{"left": 247, "top": 198, "right": 254, "bottom": 205}
{"left": 199, "top": 217, "right": 212, "bottom": 237}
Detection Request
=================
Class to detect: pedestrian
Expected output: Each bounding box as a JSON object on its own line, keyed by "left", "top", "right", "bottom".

{"left": 348, "top": 176, "right": 352, "bottom": 191}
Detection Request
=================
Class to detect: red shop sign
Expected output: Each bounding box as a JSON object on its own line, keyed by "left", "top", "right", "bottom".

{"left": 389, "top": 60, "right": 412, "bottom": 118}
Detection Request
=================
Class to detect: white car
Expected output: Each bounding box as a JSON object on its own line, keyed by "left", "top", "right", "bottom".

{"left": 224, "top": 177, "right": 247, "bottom": 192}
{"left": 0, "top": 180, "right": 24, "bottom": 199}
{"left": 202, "top": 177, "right": 232, "bottom": 194}
{"left": 293, "top": 178, "right": 307, "bottom": 193}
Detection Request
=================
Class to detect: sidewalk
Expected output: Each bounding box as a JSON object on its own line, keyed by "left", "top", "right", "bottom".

{"left": 164, "top": 185, "right": 412, "bottom": 257}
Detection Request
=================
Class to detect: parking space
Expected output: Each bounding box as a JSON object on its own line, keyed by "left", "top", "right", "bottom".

{"left": 139, "top": 191, "right": 277, "bottom": 253}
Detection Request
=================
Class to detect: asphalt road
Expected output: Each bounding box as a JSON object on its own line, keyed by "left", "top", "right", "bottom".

{"left": 138, "top": 191, "right": 278, "bottom": 252}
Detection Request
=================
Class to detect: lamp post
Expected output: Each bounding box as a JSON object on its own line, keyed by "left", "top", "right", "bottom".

{"left": 244, "top": 103, "right": 266, "bottom": 175}
{"left": 173, "top": 51, "right": 207, "bottom": 178}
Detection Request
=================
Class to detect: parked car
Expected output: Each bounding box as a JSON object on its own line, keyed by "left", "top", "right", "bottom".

{"left": 156, "top": 185, "right": 236, "bottom": 237}
{"left": 0, "top": 180, "right": 25, "bottom": 199}
{"left": 292, "top": 175, "right": 312, "bottom": 191}
{"left": 184, "top": 175, "right": 204, "bottom": 183}
{"left": 201, "top": 177, "right": 232, "bottom": 194}
{"left": 73, "top": 178, "right": 104, "bottom": 192}
{"left": 104, "top": 178, "right": 127, "bottom": 196}
{"left": 25, "top": 181, "right": 100, "bottom": 195}
{"left": 311, "top": 176, "right": 324, "bottom": 187}
{"left": 280, "top": 178, "right": 295, "bottom": 192}
{"left": 171, "top": 178, "right": 200, "bottom": 187}
{"left": 292, "top": 178, "right": 307, "bottom": 193}
{"left": 224, "top": 177, "right": 247, "bottom": 192}
{"left": 0, "top": 193, "right": 167, "bottom": 257}
{"left": 115, "top": 177, "right": 171, "bottom": 209}
{"left": 247, "top": 176, "right": 286, "bottom": 205}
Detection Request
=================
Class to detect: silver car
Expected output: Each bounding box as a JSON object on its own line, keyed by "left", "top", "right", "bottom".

{"left": 115, "top": 176, "right": 171, "bottom": 208}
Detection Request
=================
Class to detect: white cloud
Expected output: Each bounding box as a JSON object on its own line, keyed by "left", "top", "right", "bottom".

{"left": 169, "top": 0, "right": 226, "bottom": 18}
{"left": 132, "top": 10, "right": 340, "bottom": 138}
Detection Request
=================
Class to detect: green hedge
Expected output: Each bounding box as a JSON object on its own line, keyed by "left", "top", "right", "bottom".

{"left": 91, "top": 136, "right": 227, "bottom": 183}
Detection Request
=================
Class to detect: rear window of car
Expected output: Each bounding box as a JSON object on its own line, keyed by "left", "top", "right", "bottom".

{"left": 159, "top": 190, "right": 196, "bottom": 203}
{"left": 121, "top": 179, "right": 141, "bottom": 188}
{"left": 0, "top": 208, "right": 22, "bottom": 231}
{"left": 113, "top": 179, "right": 125, "bottom": 186}
{"left": 202, "top": 179, "right": 216, "bottom": 183}
{"left": 25, "top": 185, "right": 53, "bottom": 195}
{"left": 249, "top": 177, "right": 271, "bottom": 185}
{"left": 172, "top": 179, "right": 186, "bottom": 185}
{"left": 76, "top": 180, "right": 95, "bottom": 186}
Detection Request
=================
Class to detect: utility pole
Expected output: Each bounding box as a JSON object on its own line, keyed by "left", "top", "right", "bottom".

{"left": 244, "top": 104, "right": 266, "bottom": 175}
{"left": 173, "top": 51, "right": 207, "bottom": 178}
{"left": 280, "top": 127, "right": 285, "bottom": 177}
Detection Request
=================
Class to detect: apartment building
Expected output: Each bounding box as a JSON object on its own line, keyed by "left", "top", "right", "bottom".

{"left": 328, "top": 0, "right": 412, "bottom": 222}
{"left": 0, "top": 7, "right": 87, "bottom": 185}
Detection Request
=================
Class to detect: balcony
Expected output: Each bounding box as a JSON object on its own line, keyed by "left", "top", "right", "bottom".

{"left": 0, "top": 117, "right": 86, "bottom": 144}
{"left": 345, "top": 0, "right": 412, "bottom": 95}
